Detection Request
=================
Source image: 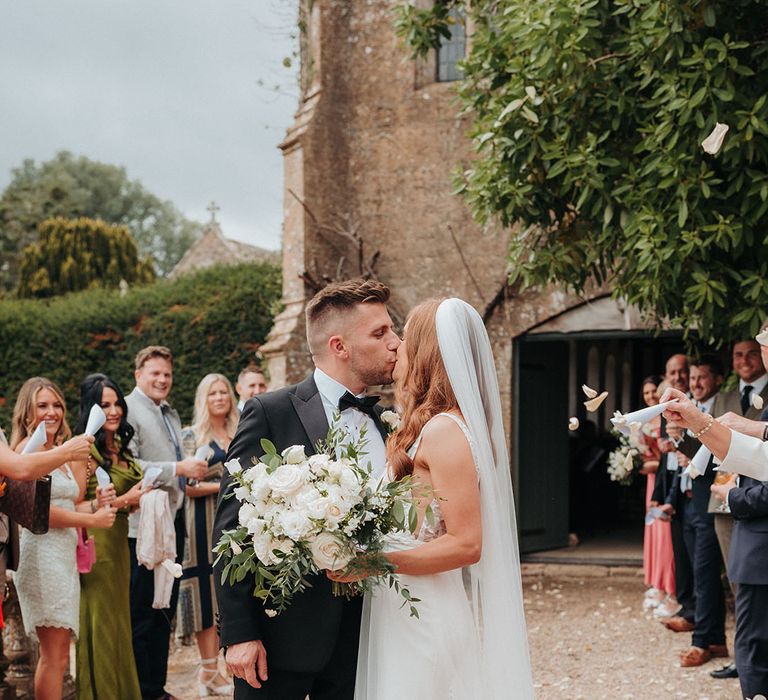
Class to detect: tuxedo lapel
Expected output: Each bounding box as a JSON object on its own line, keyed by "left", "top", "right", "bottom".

{"left": 372, "top": 405, "right": 389, "bottom": 442}
{"left": 290, "top": 376, "right": 330, "bottom": 455}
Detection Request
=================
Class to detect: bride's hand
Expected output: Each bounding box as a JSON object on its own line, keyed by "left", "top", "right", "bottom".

{"left": 326, "top": 569, "right": 367, "bottom": 583}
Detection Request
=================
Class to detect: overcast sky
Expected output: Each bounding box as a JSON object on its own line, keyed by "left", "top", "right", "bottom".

{"left": 0, "top": 0, "right": 298, "bottom": 250}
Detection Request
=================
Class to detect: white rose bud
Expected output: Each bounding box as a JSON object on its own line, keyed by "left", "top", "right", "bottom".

{"left": 225, "top": 458, "right": 243, "bottom": 475}
{"left": 281, "top": 445, "right": 307, "bottom": 465}
{"left": 309, "top": 532, "right": 354, "bottom": 570}
{"left": 230, "top": 540, "right": 243, "bottom": 555}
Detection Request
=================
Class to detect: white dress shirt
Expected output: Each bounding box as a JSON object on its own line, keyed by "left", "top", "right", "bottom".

{"left": 313, "top": 368, "right": 387, "bottom": 480}
{"left": 740, "top": 373, "right": 768, "bottom": 398}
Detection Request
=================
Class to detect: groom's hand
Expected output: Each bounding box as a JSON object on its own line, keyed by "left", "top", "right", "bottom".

{"left": 225, "top": 640, "right": 268, "bottom": 689}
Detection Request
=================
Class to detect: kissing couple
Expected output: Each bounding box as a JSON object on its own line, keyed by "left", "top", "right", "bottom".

{"left": 212, "top": 279, "right": 534, "bottom": 699}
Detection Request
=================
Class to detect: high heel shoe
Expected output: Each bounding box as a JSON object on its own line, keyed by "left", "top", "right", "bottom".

{"left": 197, "top": 657, "right": 234, "bottom": 697}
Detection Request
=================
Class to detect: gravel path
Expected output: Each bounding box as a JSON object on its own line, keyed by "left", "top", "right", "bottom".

{"left": 166, "top": 569, "right": 741, "bottom": 699}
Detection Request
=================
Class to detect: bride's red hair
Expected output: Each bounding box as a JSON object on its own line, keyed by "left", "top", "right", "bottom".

{"left": 387, "top": 299, "right": 458, "bottom": 479}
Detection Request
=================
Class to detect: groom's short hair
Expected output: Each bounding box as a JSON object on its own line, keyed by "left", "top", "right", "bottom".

{"left": 305, "top": 279, "right": 390, "bottom": 354}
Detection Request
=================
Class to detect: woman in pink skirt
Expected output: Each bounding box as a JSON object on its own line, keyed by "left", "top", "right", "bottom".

{"left": 638, "top": 376, "right": 676, "bottom": 608}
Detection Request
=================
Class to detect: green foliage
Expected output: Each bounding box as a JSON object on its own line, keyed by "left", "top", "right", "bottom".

{"left": 0, "top": 151, "right": 201, "bottom": 288}
{"left": 0, "top": 261, "right": 281, "bottom": 428}
{"left": 395, "top": 0, "right": 768, "bottom": 346}
{"left": 16, "top": 217, "right": 156, "bottom": 298}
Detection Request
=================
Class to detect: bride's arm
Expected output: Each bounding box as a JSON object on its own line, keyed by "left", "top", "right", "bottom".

{"left": 385, "top": 417, "right": 482, "bottom": 576}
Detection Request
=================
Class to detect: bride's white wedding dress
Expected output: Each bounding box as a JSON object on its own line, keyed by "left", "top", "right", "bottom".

{"left": 354, "top": 299, "right": 534, "bottom": 700}
{"left": 356, "top": 413, "right": 482, "bottom": 699}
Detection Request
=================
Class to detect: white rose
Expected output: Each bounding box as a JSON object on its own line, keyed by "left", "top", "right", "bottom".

{"left": 238, "top": 503, "right": 259, "bottom": 526}
{"left": 339, "top": 467, "right": 361, "bottom": 495}
{"left": 269, "top": 465, "right": 306, "bottom": 498}
{"left": 224, "top": 458, "right": 243, "bottom": 475}
{"left": 308, "top": 454, "right": 332, "bottom": 474}
{"left": 246, "top": 517, "right": 267, "bottom": 536}
{"left": 243, "top": 462, "right": 267, "bottom": 484}
{"left": 309, "top": 532, "right": 354, "bottom": 570}
{"left": 296, "top": 488, "right": 332, "bottom": 520}
{"left": 380, "top": 410, "right": 400, "bottom": 430}
{"left": 281, "top": 445, "right": 307, "bottom": 465}
{"left": 276, "top": 509, "right": 313, "bottom": 541}
{"left": 233, "top": 486, "right": 250, "bottom": 502}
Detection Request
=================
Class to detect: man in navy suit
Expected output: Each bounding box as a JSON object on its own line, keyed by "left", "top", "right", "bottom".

{"left": 662, "top": 356, "right": 728, "bottom": 668}
{"left": 712, "top": 463, "right": 768, "bottom": 698}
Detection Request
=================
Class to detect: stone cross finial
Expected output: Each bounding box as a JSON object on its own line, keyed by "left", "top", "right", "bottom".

{"left": 207, "top": 201, "right": 220, "bottom": 222}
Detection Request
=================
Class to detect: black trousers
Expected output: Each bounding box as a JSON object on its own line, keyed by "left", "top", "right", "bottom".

{"left": 670, "top": 509, "right": 695, "bottom": 621}
{"left": 681, "top": 498, "right": 725, "bottom": 648}
{"left": 129, "top": 509, "right": 185, "bottom": 700}
{"left": 735, "top": 583, "right": 768, "bottom": 699}
{"left": 233, "top": 594, "right": 361, "bottom": 700}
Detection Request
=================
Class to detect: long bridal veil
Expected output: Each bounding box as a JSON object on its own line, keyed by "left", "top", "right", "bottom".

{"left": 436, "top": 298, "right": 534, "bottom": 698}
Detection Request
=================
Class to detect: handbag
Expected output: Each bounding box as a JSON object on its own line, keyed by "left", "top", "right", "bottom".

{"left": 76, "top": 527, "right": 96, "bottom": 574}
{"left": 0, "top": 476, "right": 51, "bottom": 535}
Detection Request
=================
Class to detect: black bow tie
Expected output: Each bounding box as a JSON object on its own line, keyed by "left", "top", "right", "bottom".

{"left": 338, "top": 391, "right": 380, "bottom": 416}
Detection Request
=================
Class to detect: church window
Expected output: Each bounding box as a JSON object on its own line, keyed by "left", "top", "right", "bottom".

{"left": 436, "top": 4, "right": 466, "bottom": 82}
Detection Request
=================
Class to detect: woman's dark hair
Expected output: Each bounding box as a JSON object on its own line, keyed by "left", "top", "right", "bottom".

{"left": 76, "top": 373, "right": 134, "bottom": 469}
{"left": 640, "top": 374, "right": 664, "bottom": 400}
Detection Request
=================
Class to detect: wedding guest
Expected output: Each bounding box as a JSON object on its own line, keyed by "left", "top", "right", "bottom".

{"left": 235, "top": 366, "right": 268, "bottom": 412}
{"left": 73, "top": 374, "right": 148, "bottom": 700}
{"left": 660, "top": 386, "right": 768, "bottom": 698}
{"left": 125, "top": 346, "right": 208, "bottom": 700}
{"left": 651, "top": 354, "right": 696, "bottom": 623}
{"left": 639, "top": 376, "right": 676, "bottom": 610}
{"left": 178, "top": 374, "right": 237, "bottom": 696}
{"left": 10, "top": 377, "right": 116, "bottom": 700}
{"left": 708, "top": 340, "right": 767, "bottom": 680}
{"left": 669, "top": 356, "right": 728, "bottom": 667}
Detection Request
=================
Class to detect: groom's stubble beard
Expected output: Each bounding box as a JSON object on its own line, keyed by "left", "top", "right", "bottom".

{"left": 350, "top": 357, "right": 396, "bottom": 389}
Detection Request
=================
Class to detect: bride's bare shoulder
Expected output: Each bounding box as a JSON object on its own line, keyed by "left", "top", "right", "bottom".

{"left": 418, "top": 414, "right": 471, "bottom": 463}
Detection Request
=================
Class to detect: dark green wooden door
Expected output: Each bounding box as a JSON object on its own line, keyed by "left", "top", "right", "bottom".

{"left": 516, "top": 339, "right": 570, "bottom": 553}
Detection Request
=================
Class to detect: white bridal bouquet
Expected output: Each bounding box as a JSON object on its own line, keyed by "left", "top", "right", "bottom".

{"left": 214, "top": 422, "right": 426, "bottom": 616}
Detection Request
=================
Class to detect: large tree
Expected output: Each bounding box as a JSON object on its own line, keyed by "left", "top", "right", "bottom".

{"left": 396, "top": 0, "right": 768, "bottom": 345}
{"left": 16, "top": 217, "right": 155, "bottom": 298}
{"left": 0, "top": 151, "right": 200, "bottom": 288}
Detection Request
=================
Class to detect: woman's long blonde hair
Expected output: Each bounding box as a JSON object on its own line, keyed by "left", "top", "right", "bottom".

{"left": 10, "top": 377, "right": 72, "bottom": 450}
{"left": 387, "top": 299, "right": 458, "bottom": 479}
{"left": 190, "top": 373, "right": 239, "bottom": 447}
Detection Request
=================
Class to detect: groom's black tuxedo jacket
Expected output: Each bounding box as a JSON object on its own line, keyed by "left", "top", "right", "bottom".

{"left": 212, "top": 374, "right": 386, "bottom": 675}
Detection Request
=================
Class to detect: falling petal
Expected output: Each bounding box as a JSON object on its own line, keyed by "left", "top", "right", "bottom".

{"left": 584, "top": 391, "right": 609, "bottom": 412}
{"left": 752, "top": 393, "right": 764, "bottom": 410}
{"left": 756, "top": 328, "right": 768, "bottom": 346}
{"left": 623, "top": 450, "right": 634, "bottom": 472}
{"left": 582, "top": 384, "right": 598, "bottom": 399}
{"left": 568, "top": 417, "right": 580, "bottom": 431}
{"left": 701, "top": 122, "right": 729, "bottom": 155}
{"left": 265, "top": 609, "right": 278, "bottom": 618}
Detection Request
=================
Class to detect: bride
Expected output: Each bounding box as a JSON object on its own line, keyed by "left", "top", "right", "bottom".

{"left": 330, "top": 298, "right": 534, "bottom": 699}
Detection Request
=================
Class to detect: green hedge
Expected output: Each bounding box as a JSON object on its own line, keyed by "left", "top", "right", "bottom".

{"left": 0, "top": 262, "right": 282, "bottom": 429}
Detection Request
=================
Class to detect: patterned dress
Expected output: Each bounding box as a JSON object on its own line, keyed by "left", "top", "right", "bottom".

{"left": 177, "top": 435, "right": 223, "bottom": 636}
{"left": 14, "top": 465, "right": 80, "bottom": 640}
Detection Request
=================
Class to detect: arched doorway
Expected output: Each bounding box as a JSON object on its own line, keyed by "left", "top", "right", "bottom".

{"left": 513, "top": 297, "right": 684, "bottom": 563}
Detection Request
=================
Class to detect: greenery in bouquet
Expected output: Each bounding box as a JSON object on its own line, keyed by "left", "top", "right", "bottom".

{"left": 214, "top": 421, "right": 429, "bottom": 617}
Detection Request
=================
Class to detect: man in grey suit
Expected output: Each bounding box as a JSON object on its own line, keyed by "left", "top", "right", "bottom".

{"left": 125, "top": 345, "right": 208, "bottom": 700}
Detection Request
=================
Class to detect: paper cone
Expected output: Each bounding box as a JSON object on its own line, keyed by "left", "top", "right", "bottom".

{"left": 85, "top": 404, "right": 106, "bottom": 437}
{"left": 21, "top": 422, "right": 47, "bottom": 454}
{"left": 95, "top": 466, "right": 112, "bottom": 488}
{"left": 684, "top": 445, "right": 712, "bottom": 479}
{"left": 611, "top": 400, "right": 677, "bottom": 435}
{"left": 194, "top": 445, "right": 210, "bottom": 462}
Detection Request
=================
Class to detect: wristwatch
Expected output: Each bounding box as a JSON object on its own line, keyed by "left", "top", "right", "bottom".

{"left": 762, "top": 423, "right": 768, "bottom": 441}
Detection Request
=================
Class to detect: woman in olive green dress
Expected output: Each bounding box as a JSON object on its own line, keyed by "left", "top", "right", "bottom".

{"left": 72, "top": 374, "right": 147, "bottom": 700}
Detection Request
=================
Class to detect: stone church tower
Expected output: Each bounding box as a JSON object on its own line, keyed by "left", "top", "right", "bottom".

{"left": 263, "top": 1, "right": 667, "bottom": 553}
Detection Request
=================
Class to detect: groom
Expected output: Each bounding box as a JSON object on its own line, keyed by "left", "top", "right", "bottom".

{"left": 213, "top": 279, "right": 400, "bottom": 699}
